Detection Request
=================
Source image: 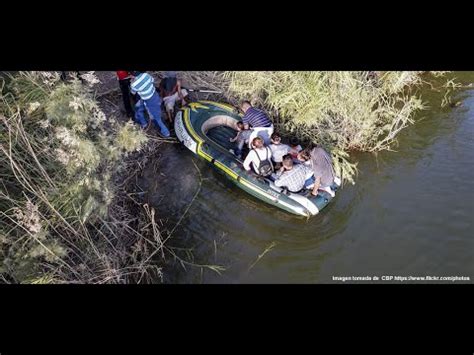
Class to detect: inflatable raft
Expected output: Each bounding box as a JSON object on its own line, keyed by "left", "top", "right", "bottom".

{"left": 174, "top": 101, "right": 340, "bottom": 217}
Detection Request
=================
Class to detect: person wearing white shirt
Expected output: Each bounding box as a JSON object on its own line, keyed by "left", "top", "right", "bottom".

{"left": 243, "top": 137, "right": 274, "bottom": 176}
{"left": 269, "top": 132, "right": 290, "bottom": 168}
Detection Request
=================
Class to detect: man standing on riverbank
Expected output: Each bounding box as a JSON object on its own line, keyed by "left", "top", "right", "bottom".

{"left": 116, "top": 71, "right": 137, "bottom": 119}
{"left": 159, "top": 71, "right": 188, "bottom": 124}
{"left": 240, "top": 100, "right": 274, "bottom": 146}
{"left": 130, "top": 71, "right": 170, "bottom": 137}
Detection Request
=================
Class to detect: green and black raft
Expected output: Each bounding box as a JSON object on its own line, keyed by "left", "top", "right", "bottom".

{"left": 174, "top": 101, "right": 340, "bottom": 217}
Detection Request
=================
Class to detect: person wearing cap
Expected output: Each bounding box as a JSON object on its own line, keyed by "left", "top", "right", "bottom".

{"left": 130, "top": 71, "right": 170, "bottom": 137}
{"left": 159, "top": 71, "right": 189, "bottom": 123}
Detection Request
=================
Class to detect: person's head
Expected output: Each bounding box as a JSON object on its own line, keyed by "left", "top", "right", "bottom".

{"left": 290, "top": 137, "right": 299, "bottom": 148}
{"left": 236, "top": 121, "right": 244, "bottom": 131}
{"left": 240, "top": 100, "right": 252, "bottom": 113}
{"left": 271, "top": 132, "right": 281, "bottom": 144}
{"left": 298, "top": 148, "right": 311, "bottom": 162}
{"left": 282, "top": 154, "right": 294, "bottom": 169}
{"left": 252, "top": 136, "right": 264, "bottom": 149}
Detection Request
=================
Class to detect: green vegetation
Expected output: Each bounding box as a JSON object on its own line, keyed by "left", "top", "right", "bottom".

{"left": 0, "top": 71, "right": 457, "bottom": 283}
{"left": 221, "top": 71, "right": 433, "bottom": 184}
{"left": 0, "top": 72, "right": 160, "bottom": 283}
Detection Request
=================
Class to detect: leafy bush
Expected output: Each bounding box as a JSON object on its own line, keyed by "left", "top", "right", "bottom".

{"left": 222, "top": 71, "right": 428, "bottom": 184}
{"left": 0, "top": 72, "right": 149, "bottom": 283}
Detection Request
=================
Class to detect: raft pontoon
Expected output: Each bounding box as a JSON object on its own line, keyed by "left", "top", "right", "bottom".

{"left": 174, "top": 101, "right": 340, "bottom": 217}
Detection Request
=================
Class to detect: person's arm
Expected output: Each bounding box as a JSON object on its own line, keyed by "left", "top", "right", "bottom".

{"left": 130, "top": 82, "right": 137, "bottom": 95}
{"left": 274, "top": 171, "right": 288, "bottom": 188}
{"left": 243, "top": 151, "right": 254, "bottom": 171}
{"left": 275, "top": 167, "right": 285, "bottom": 179}
{"left": 242, "top": 112, "right": 249, "bottom": 128}
{"left": 177, "top": 80, "right": 185, "bottom": 101}
{"left": 230, "top": 131, "right": 240, "bottom": 142}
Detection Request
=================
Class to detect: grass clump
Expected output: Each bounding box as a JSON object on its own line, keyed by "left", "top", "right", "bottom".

{"left": 0, "top": 71, "right": 159, "bottom": 283}
{"left": 220, "top": 71, "right": 432, "bottom": 184}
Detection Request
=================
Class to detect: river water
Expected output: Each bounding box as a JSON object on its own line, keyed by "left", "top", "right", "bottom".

{"left": 139, "top": 72, "right": 474, "bottom": 283}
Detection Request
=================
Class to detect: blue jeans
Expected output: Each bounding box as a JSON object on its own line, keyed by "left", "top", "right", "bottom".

{"left": 234, "top": 130, "right": 251, "bottom": 157}
{"left": 235, "top": 137, "right": 247, "bottom": 157}
{"left": 304, "top": 175, "right": 315, "bottom": 188}
{"left": 135, "top": 92, "right": 170, "bottom": 137}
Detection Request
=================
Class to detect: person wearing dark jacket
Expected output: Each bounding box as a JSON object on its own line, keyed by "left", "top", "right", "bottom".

{"left": 116, "top": 71, "right": 137, "bottom": 119}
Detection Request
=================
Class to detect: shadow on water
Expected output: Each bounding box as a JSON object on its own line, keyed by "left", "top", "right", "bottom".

{"left": 140, "top": 72, "right": 474, "bottom": 283}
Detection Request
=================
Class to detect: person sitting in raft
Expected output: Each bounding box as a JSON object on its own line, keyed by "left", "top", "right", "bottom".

{"left": 130, "top": 71, "right": 170, "bottom": 137}
{"left": 269, "top": 132, "right": 290, "bottom": 170}
{"left": 243, "top": 137, "right": 274, "bottom": 177}
{"left": 159, "top": 71, "right": 189, "bottom": 123}
{"left": 289, "top": 137, "right": 303, "bottom": 162}
{"left": 229, "top": 121, "right": 253, "bottom": 159}
{"left": 240, "top": 100, "right": 274, "bottom": 146}
{"left": 297, "top": 147, "right": 336, "bottom": 197}
{"left": 274, "top": 154, "right": 315, "bottom": 193}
